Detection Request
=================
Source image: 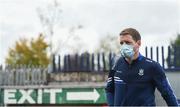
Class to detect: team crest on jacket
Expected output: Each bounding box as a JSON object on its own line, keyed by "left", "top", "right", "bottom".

{"left": 138, "top": 69, "right": 144, "bottom": 76}
{"left": 116, "top": 70, "right": 122, "bottom": 73}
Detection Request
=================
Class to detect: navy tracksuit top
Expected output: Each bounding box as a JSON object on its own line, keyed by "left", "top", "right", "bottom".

{"left": 105, "top": 54, "right": 178, "bottom": 106}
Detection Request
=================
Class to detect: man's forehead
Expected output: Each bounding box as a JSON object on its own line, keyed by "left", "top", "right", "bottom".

{"left": 120, "top": 34, "right": 133, "bottom": 41}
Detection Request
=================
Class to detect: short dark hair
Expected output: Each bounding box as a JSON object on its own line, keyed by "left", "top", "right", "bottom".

{"left": 119, "top": 28, "right": 141, "bottom": 41}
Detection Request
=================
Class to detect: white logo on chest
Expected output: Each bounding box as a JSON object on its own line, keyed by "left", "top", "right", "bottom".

{"left": 138, "top": 69, "right": 144, "bottom": 76}
{"left": 116, "top": 70, "right": 122, "bottom": 73}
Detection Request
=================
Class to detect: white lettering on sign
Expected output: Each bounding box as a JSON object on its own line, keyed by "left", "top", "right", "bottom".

{"left": 3, "top": 89, "right": 62, "bottom": 104}
{"left": 37, "top": 89, "right": 43, "bottom": 104}
{"left": 18, "top": 89, "right": 35, "bottom": 104}
{"left": 44, "top": 89, "right": 62, "bottom": 104}
{"left": 4, "top": 89, "right": 17, "bottom": 104}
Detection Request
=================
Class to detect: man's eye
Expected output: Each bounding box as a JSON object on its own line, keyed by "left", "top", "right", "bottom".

{"left": 125, "top": 42, "right": 131, "bottom": 44}
{"left": 126, "top": 42, "right": 130, "bottom": 44}
{"left": 120, "top": 42, "right": 123, "bottom": 45}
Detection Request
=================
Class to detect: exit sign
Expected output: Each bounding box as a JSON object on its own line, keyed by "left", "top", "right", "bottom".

{"left": 0, "top": 88, "right": 106, "bottom": 105}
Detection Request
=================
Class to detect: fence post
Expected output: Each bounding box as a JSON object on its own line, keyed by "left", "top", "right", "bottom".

{"left": 156, "top": 46, "right": 159, "bottom": 63}
{"left": 80, "top": 54, "right": 84, "bottom": 71}
{"left": 161, "top": 46, "right": 165, "bottom": 69}
{"left": 6, "top": 70, "right": 12, "bottom": 85}
{"left": 174, "top": 46, "right": 177, "bottom": 67}
{"left": 91, "top": 53, "right": 94, "bottom": 71}
{"left": 64, "top": 55, "right": 67, "bottom": 72}
{"left": 102, "top": 52, "right": 106, "bottom": 71}
{"left": 150, "top": 47, "right": 153, "bottom": 60}
{"left": 15, "top": 67, "right": 20, "bottom": 85}
{"left": 75, "top": 54, "right": 78, "bottom": 71}
{"left": 145, "top": 46, "right": 148, "bottom": 58}
{"left": 43, "top": 68, "right": 48, "bottom": 84}
{"left": 167, "top": 46, "right": 171, "bottom": 67}
{"left": 58, "top": 55, "right": 61, "bottom": 72}
{"left": 0, "top": 69, "right": 2, "bottom": 85}
{"left": 67, "top": 54, "right": 71, "bottom": 71}
{"left": 109, "top": 52, "right": 112, "bottom": 70}
{"left": 3, "top": 70, "right": 7, "bottom": 85}
{"left": 97, "top": 53, "right": 100, "bottom": 71}
{"left": 52, "top": 54, "right": 56, "bottom": 72}
{"left": 86, "top": 53, "right": 90, "bottom": 71}
{"left": 177, "top": 46, "right": 180, "bottom": 67}
{"left": 38, "top": 67, "right": 42, "bottom": 85}
{"left": 31, "top": 67, "right": 35, "bottom": 85}
{"left": 21, "top": 67, "right": 26, "bottom": 85}
{"left": 25, "top": 66, "right": 31, "bottom": 85}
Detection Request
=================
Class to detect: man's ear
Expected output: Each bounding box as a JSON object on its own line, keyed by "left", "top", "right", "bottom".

{"left": 137, "top": 40, "right": 141, "bottom": 47}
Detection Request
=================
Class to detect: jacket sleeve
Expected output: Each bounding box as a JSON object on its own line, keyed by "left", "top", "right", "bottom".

{"left": 105, "top": 69, "right": 115, "bottom": 106}
{"left": 153, "top": 63, "right": 178, "bottom": 106}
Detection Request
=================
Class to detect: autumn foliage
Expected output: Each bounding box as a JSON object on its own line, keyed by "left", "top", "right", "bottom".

{"left": 6, "top": 34, "right": 50, "bottom": 67}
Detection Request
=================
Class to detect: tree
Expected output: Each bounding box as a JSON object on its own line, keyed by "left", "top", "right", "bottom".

{"left": 37, "top": 0, "right": 83, "bottom": 55}
{"left": 95, "top": 34, "right": 120, "bottom": 55}
{"left": 6, "top": 34, "right": 50, "bottom": 67}
{"left": 167, "top": 33, "right": 180, "bottom": 67}
{"left": 37, "top": 0, "right": 84, "bottom": 72}
{"left": 95, "top": 34, "right": 120, "bottom": 70}
{"left": 37, "top": 0, "right": 62, "bottom": 55}
{"left": 171, "top": 34, "right": 180, "bottom": 46}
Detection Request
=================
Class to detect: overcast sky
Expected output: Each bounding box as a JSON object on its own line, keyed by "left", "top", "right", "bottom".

{"left": 0, "top": 0, "right": 180, "bottom": 64}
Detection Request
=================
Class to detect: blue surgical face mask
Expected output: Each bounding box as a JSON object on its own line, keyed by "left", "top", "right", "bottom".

{"left": 120, "top": 44, "right": 135, "bottom": 59}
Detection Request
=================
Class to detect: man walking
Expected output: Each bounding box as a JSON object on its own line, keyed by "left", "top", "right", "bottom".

{"left": 105, "top": 28, "right": 178, "bottom": 106}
